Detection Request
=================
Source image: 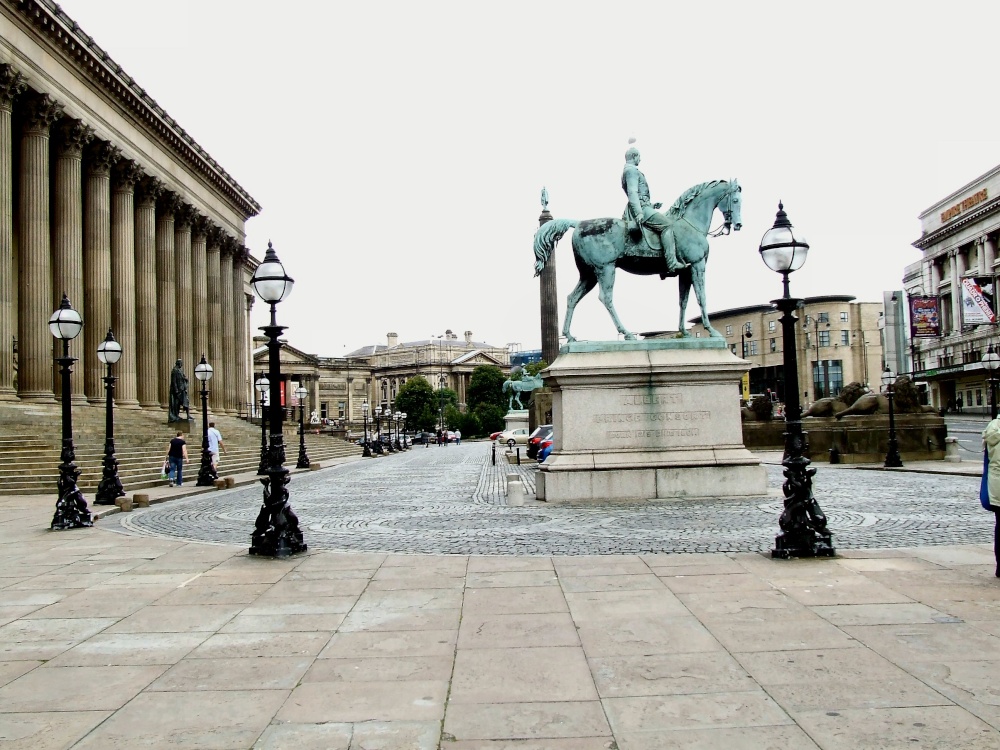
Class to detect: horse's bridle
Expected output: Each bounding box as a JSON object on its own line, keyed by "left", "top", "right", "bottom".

{"left": 707, "top": 180, "right": 739, "bottom": 237}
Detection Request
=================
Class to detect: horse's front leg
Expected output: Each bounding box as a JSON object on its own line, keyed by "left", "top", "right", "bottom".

{"left": 597, "top": 266, "right": 635, "bottom": 340}
{"left": 691, "top": 261, "right": 723, "bottom": 337}
{"left": 563, "top": 271, "right": 597, "bottom": 344}
{"left": 677, "top": 267, "right": 693, "bottom": 337}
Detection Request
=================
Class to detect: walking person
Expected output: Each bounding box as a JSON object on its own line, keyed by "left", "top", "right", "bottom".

{"left": 455, "top": 428, "right": 461, "bottom": 445}
{"left": 165, "top": 431, "right": 189, "bottom": 487}
{"left": 981, "top": 417, "right": 1000, "bottom": 577}
{"left": 206, "top": 422, "right": 225, "bottom": 477}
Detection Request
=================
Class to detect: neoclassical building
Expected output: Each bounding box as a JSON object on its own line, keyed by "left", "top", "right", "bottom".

{"left": 1, "top": 0, "right": 257, "bottom": 414}
{"left": 252, "top": 330, "right": 511, "bottom": 427}
{"left": 904, "top": 164, "right": 1000, "bottom": 412}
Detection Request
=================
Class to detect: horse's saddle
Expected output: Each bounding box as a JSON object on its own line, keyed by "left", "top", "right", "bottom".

{"left": 622, "top": 206, "right": 662, "bottom": 253}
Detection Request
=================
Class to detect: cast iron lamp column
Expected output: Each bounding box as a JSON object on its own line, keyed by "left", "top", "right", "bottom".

{"left": 759, "top": 203, "right": 834, "bottom": 559}
{"left": 983, "top": 346, "right": 999, "bottom": 420}
{"left": 249, "top": 242, "right": 306, "bottom": 558}
{"left": 361, "top": 400, "right": 372, "bottom": 457}
{"left": 49, "top": 295, "right": 92, "bottom": 530}
{"left": 882, "top": 366, "right": 903, "bottom": 467}
{"left": 383, "top": 408, "right": 396, "bottom": 452}
{"left": 400, "top": 411, "right": 408, "bottom": 449}
{"left": 393, "top": 410, "right": 402, "bottom": 451}
{"left": 255, "top": 376, "right": 269, "bottom": 475}
{"left": 94, "top": 329, "right": 125, "bottom": 505}
{"left": 295, "top": 384, "right": 310, "bottom": 469}
{"left": 195, "top": 355, "right": 215, "bottom": 486}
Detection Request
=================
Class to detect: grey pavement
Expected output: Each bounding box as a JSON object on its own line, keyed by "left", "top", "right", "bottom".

{"left": 0, "top": 443, "right": 998, "bottom": 749}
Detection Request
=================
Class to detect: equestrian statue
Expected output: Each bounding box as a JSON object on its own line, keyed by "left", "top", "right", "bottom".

{"left": 503, "top": 375, "right": 544, "bottom": 411}
{"left": 533, "top": 139, "right": 742, "bottom": 341}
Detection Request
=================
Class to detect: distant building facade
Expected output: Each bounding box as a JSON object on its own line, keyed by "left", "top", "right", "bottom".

{"left": 679, "top": 296, "right": 883, "bottom": 403}
{"left": 253, "top": 329, "right": 511, "bottom": 427}
{"left": 905, "top": 164, "right": 1000, "bottom": 413}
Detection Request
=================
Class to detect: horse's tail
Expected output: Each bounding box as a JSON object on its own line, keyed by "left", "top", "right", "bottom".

{"left": 533, "top": 219, "right": 577, "bottom": 276}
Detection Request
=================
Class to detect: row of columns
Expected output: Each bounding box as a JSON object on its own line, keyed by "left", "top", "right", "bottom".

{"left": 0, "top": 64, "right": 250, "bottom": 414}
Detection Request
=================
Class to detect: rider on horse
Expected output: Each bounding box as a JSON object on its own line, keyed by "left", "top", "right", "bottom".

{"left": 622, "top": 141, "right": 689, "bottom": 275}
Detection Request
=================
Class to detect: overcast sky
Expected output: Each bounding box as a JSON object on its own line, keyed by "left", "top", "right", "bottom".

{"left": 61, "top": 0, "right": 1000, "bottom": 357}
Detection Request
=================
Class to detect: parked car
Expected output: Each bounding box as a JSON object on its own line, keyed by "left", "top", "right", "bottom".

{"left": 526, "top": 424, "right": 553, "bottom": 459}
{"left": 538, "top": 437, "right": 554, "bottom": 462}
{"left": 499, "top": 428, "right": 529, "bottom": 447}
{"left": 489, "top": 430, "right": 505, "bottom": 441}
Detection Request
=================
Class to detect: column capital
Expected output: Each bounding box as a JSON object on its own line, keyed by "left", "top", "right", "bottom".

{"left": 206, "top": 224, "right": 225, "bottom": 248}
{"left": 135, "top": 175, "right": 164, "bottom": 208}
{"left": 0, "top": 64, "right": 27, "bottom": 110}
{"left": 55, "top": 118, "right": 95, "bottom": 158}
{"left": 220, "top": 234, "right": 239, "bottom": 256}
{"left": 113, "top": 159, "right": 144, "bottom": 192}
{"left": 21, "top": 92, "right": 64, "bottom": 135}
{"left": 157, "top": 191, "right": 182, "bottom": 217}
{"left": 175, "top": 202, "right": 196, "bottom": 230}
{"left": 192, "top": 215, "right": 211, "bottom": 238}
{"left": 85, "top": 140, "right": 121, "bottom": 176}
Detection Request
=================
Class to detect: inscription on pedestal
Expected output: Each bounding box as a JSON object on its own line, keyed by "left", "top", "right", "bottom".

{"left": 592, "top": 391, "right": 712, "bottom": 446}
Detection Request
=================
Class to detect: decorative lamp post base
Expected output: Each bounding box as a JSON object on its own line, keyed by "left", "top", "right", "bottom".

{"left": 196, "top": 448, "right": 217, "bottom": 486}
{"left": 249, "top": 462, "right": 307, "bottom": 558}
{"left": 771, "top": 453, "right": 835, "bottom": 559}
{"left": 94, "top": 442, "right": 124, "bottom": 505}
{"left": 51, "top": 459, "right": 92, "bottom": 530}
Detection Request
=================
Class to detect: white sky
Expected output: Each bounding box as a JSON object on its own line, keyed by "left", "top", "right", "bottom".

{"left": 60, "top": 0, "right": 1000, "bottom": 356}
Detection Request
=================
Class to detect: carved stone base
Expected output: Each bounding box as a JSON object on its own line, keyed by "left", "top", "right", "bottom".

{"left": 536, "top": 340, "right": 766, "bottom": 503}
{"left": 167, "top": 419, "right": 193, "bottom": 433}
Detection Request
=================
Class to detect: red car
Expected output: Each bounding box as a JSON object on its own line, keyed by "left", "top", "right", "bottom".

{"left": 526, "top": 425, "right": 553, "bottom": 459}
{"left": 489, "top": 430, "right": 505, "bottom": 441}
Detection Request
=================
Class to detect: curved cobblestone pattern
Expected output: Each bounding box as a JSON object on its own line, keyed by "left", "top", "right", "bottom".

{"left": 111, "top": 443, "right": 989, "bottom": 555}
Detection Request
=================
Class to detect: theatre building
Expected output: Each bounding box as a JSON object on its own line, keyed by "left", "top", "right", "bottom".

{"left": 1, "top": 0, "right": 258, "bottom": 414}
{"left": 905, "top": 164, "right": 1000, "bottom": 413}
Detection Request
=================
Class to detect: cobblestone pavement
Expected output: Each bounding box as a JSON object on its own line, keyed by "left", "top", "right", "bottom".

{"left": 110, "top": 442, "right": 989, "bottom": 555}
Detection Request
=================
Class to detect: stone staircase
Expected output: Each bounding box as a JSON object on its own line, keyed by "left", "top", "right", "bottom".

{"left": 0, "top": 401, "right": 362, "bottom": 495}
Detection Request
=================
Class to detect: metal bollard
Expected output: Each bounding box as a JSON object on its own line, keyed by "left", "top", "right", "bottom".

{"left": 516, "top": 447, "right": 521, "bottom": 465}
{"left": 491, "top": 444, "right": 496, "bottom": 465}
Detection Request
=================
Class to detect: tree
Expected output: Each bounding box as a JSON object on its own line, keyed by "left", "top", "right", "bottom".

{"left": 468, "top": 365, "right": 507, "bottom": 412}
{"left": 394, "top": 377, "right": 437, "bottom": 432}
{"left": 524, "top": 360, "right": 548, "bottom": 377}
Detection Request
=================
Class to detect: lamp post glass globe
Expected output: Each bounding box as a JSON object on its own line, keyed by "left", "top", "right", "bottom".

{"left": 251, "top": 241, "right": 294, "bottom": 305}
{"left": 96, "top": 328, "right": 122, "bottom": 365}
{"left": 49, "top": 294, "right": 83, "bottom": 341}
{"left": 195, "top": 356, "right": 214, "bottom": 382}
{"left": 255, "top": 376, "right": 269, "bottom": 394}
{"left": 759, "top": 202, "right": 809, "bottom": 275}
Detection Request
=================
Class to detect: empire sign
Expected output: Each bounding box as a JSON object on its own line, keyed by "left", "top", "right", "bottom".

{"left": 940, "top": 189, "right": 988, "bottom": 223}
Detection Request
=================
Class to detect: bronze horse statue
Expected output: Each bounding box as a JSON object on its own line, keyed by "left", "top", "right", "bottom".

{"left": 533, "top": 180, "right": 742, "bottom": 340}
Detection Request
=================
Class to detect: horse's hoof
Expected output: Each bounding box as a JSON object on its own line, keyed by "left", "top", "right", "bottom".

{"left": 624, "top": 334, "right": 637, "bottom": 341}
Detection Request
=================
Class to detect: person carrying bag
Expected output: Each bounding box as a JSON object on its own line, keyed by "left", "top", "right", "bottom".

{"left": 979, "top": 417, "right": 1000, "bottom": 578}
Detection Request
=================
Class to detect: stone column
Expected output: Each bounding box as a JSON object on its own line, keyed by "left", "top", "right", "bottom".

{"left": 134, "top": 177, "right": 163, "bottom": 408}
{"left": 0, "top": 65, "right": 27, "bottom": 400}
{"left": 17, "top": 93, "right": 63, "bottom": 401}
{"left": 984, "top": 234, "right": 997, "bottom": 274}
{"left": 977, "top": 237, "right": 987, "bottom": 276}
{"left": 218, "top": 237, "right": 236, "bottom": 414}
{"left": 111, "top": 160, "right": 143, "bottom": 408}
{"left": 245, "top": 292, "right": 255, "bottom": 416}
{"left": 156, "top": 192, "right": 180, "bottom": 407}
{"left": 174, "top": 204, "right": 195, "bottom": 380}
{"left": 191, "top": 216, "right": 209, "bottom": 377}
{"left": 83, "top": 141, "right": 121, "bottom": 403}
{"left": 950, "top": 249, "right": 961, "bottom": 334}
{"left": 538, "top": 203, "right": 559, "bottom": 364}
{"left": 232, "top": 248, "right": 249, "bottom": 414}
{"left": 52, "top": 119, "right": 93, "bottom": 402}
{"left": 205, "top": 227, "right": 223, "bottom": 412}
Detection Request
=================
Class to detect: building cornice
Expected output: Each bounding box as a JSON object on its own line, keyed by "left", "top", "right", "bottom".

{"left": 912, "top": 195, "right": 1000, "bottom": 251}
{"left": 6, "top": 0, "right": 261, "bottom": 219}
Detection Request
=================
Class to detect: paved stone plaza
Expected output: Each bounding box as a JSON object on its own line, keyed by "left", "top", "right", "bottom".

{"left": 109, "top": 443, "right": 987, "bottom": 555}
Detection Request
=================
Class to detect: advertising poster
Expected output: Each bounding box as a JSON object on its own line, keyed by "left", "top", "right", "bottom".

{"left": 909, "top": 296, "right": 940, "bottom": 338}
{"left": 961, "top": 276, "right": 996, "bottom": 326}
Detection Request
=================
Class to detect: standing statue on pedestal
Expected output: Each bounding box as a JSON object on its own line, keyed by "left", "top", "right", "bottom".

{"left": 168, "top": 359, "right": 191, "bottom": 422}
{"left": 532, "top": 138, "right": 743, "bottom": 342}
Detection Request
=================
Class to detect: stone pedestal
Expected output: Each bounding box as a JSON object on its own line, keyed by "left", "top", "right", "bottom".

{"left": 536, "top": 339, "right": 766, "bottom": 503}
{"left": 168, "top": 419, "right": 193, "bottom": 434}
{"left": 504, "top": 409, "right": 529, "bottom": 433}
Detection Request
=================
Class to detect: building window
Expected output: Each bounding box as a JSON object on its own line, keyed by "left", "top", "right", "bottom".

{"left": 977, "top": 389, "right": 983, "bottom": 406}
{"left": 841, "top": 330, "right": 849, "bottom": 345}
{"left": 321, "top": 402, "right": 328, "bottom": 419}
{"left": 818, "top": 330, "right": 830, "bottom": 347}
{"left": 768, "top": 321, "right": 776, "bottom": 333}
{"left": 840, "top": 311, "right": 849, "bottom": 322}
{"left": 817, "top": 312, "right": 829, "bottom": 323}
{"left": 812, "top": 360, "right": 843, "bottom": 400}
{"left": 338, "top": 401, "right": 345, "bottom": 418}
{"left": 744, "top": 322, "right": 753, "bottom": 335}
{"left": 726, "top": 325, "right": 733, "bottom": 336}
{"left": 770, "top": 338, "right": 777, "bottom": 353}
{"left": 749, "top": 341, "right": 758, "bottom": 355}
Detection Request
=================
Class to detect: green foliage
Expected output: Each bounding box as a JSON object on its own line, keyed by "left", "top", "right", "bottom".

{"left": 473, "top": 403, "right": 506, "bottom": 434}
{"left": 437, "top": 388, "right": 458, "bottom": 410}
{"left": 468, "top": 365, "right": 507, "bottom": 411}
{"left": 524, "top": 360, "right": 548, "bottom": 377}
{"left": 393, "top": 377, "right": 438, "bottom": 432}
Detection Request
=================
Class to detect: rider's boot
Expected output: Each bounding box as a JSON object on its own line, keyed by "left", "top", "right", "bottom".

{"left": 662, "top": 229, "right": 689, "bottom": 274}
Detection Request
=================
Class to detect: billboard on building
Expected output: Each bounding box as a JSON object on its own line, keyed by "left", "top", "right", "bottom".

{"left": 960, "top": 277, "right": 996, "bottom": 326}
{"left": 909, "top": 296, "right": 940, "bottom": 338}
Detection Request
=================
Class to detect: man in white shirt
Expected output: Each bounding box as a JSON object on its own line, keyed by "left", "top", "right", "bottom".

{"left": 207, "top": 422, "right": 225, "bottom": 476}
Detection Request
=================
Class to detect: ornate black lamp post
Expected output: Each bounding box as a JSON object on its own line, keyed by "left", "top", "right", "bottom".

{"left": 256, "top": 375, "right": 269, "bottom": 475}
{"left": 438, "top": 374, "right": 446, "bottom": 445}
{"left": 400, "top": 411, "right": 408, "bottom": 449}
{"left": 249, "top": 241, "right": 306, "bottom": 558}
{"left": 382, "top": 407, "right": 396, "bottom": 452}
{"left": 983, "top": 345, "right": 999, "bottom": 420}
{"left": 295, "top": 384, "right": 310, "bottom": 469}
{"left": 94, "top": 329, "right": 125, "bottom": 505}
{"left": 393, "top": 410, "right": 402, "bottom": 451}
{"left": 881, "top": 366, "right": 903, "bottom": 468}
{"left": 759, "top": 203, "right": 834, "bottom": 559}
{"left": 195, "top": 355, "right": 215, "bottom": 486}
{"left": 361, "top": 400, "right": 372, "bottom": 457}
{"left": 49, "top": 295, "right": 92, "bottom": 530}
